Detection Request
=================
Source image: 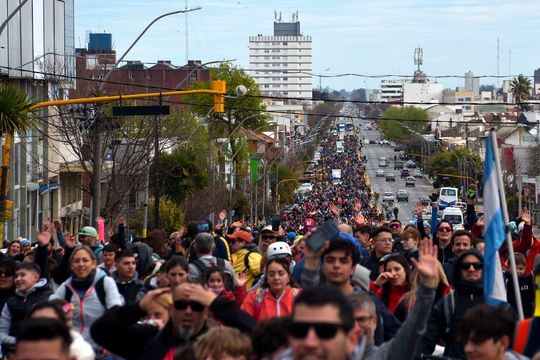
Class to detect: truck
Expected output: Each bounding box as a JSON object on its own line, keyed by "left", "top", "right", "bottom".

{"left": 336, "top": 141, "right": 344, "bottom": 153}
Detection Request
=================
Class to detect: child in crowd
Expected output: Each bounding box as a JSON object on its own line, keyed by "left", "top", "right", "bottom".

{"left": 506, "top": 253, "right": 534, "bottom": 318}
{"left": 204, "top": 267, "right": 247, "bottom": 305}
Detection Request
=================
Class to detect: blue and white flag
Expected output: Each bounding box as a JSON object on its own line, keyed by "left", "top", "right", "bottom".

{"left": 483, "top": 134, "right": 507, "bottom": 305}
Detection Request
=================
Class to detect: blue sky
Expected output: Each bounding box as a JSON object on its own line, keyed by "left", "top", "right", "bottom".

{"left": 75, "top": 0, "right": 540, "bottom": 91}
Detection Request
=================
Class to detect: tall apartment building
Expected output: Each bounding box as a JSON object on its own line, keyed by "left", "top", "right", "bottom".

{"left": 534, "top": 68, "right": 540, "bottom": 95}
{"left": 0, "top": 0, "right": 75, "bottom": 241}
{"left": 248, "top": 12, "right": 312, "bottom": 102}
{"left": 464, "top": 71, "right": 480, "bottom": 98}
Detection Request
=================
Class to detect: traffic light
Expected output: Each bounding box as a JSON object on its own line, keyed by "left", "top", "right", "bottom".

{"left": 211, "top": 80, "right": 226, "bottom": 113}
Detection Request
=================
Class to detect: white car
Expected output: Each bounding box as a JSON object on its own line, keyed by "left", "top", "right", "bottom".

{"left": 382, "top": 191, "right": 395, "bottom": 202}
{"left": 376, "top": 169, "right": 385, "bottom": 177}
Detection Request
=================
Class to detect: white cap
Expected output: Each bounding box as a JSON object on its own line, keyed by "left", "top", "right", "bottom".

{"left": 267, "top": 241, "right": 292, "bottom": 259}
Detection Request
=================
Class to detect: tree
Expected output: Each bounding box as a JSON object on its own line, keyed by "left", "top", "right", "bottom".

{"left": 378, "top": 106, "right": 429, "bottom": 141}
{"left": 510, "top": 74, "right": 532, "bottom": 111}
{"left": 0, "top": 85, "right": 37, "bottom": 239}
{"left": 185, "top": 63, "right": 268, "bottom": 190}
{"left": 426, "top": 148, "right": 482, "bottom": 188}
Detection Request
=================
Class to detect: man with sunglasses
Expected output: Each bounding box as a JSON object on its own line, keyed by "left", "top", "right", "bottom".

{"left": 418, "top": 248, "right": 514, "bottom": 359}
{"left": 443, "top": 230, "right": 474, "bottom": 285}
{"left": 281, "top": 238, "right": 440, "bottom": 360}
{"left": 91, "top": 283, "right": 255, "bottom": 360}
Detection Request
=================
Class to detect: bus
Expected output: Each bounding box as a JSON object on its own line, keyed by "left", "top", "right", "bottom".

{"left": 438, "top": 187, "right": 459, "bottom": 209}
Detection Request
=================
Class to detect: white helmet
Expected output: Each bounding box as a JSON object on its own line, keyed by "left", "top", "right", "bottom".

{"left": 267, "top": 241, "right": 292, "bottom": 259}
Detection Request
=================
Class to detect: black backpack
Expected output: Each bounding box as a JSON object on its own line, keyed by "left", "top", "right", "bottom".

{"left": 192, "top": 258, "right": 235, "bottom": 291}
{"left": 64, "top": 276, "right": 107, "bottom": 309}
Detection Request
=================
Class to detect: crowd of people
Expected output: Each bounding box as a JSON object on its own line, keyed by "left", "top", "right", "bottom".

{"left": 1, "top": 130, "right": 540, "bottom": 360}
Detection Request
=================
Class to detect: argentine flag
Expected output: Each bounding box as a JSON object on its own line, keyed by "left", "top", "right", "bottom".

{"left": 483, "top": 135, "right": 507, "bottom": 305}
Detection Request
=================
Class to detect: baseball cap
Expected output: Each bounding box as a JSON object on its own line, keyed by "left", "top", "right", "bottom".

{"left": 20, "top": 238, "right": 31, "bottom": 246}
{"left": 78, "top": 226, "right": 98, "bottom": 238}
{"left": 227, "top": 230, "right": 253, "bottom": 243}
{"left": 261, "top": 225, "right": 277, "bottom": 234}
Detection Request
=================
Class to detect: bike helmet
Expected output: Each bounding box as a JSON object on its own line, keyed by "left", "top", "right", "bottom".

{"left": 267, "top": 241, "right": 292, "bottom": 259}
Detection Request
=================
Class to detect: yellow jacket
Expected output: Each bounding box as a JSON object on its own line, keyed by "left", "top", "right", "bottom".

{"left": 231, "top": 248, "right": 263, "bottom": 290}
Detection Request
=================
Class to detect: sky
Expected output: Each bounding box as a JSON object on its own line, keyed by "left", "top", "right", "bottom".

{"left": 75, "top": 0, "right": 540, "bottom": 91}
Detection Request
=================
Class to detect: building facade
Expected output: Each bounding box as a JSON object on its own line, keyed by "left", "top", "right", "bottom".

{"left": 380, "top": 80, "right": 405, "bottom": 102}
{"left": 1, "top": 0, "right": 74, "bottom": 241}
{"left": 248, "top": 13, "right": 312, "bottom": 102}
{"left": 464, "top": 71, "right": 479, "bottom": 99}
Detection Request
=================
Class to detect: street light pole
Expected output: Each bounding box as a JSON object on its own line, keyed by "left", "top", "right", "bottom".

{"left": 91, "top": 7, "right": 201, "bottom": 227}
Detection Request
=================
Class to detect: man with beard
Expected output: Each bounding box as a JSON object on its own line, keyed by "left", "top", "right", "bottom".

{"left": 90, "top": 283, "right": 255, "bottom": 359}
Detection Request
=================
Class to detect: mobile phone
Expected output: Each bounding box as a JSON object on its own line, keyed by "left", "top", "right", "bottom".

{"left": 271, "top": 214, "right": 281, "bottom": 232}
{"left": 306, "top": 220, "right": 339, "bottom": 252}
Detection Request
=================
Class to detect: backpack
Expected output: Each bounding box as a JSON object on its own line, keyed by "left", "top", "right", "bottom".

{"left": 192, "top": 258, "right": 235, "bottom": 291}
{"left": 64, "top": 276, "right": 107, "bottom": 309}
{"left": 243, "top": 249, "right": 263, "bottom": 284}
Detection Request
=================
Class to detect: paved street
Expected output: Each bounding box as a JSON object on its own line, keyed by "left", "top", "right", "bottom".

{"left": 356, "top": 120, "right": 434, "bottom": 224}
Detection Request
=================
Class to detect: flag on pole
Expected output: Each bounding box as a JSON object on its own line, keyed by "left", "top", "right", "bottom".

{"left": 483, "top": 134, "right": 507, "bottom": 305}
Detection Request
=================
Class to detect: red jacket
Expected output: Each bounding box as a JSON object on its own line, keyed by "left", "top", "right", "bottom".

{"left": 372, "top": 282, "right": 410, "bottom": 313}
{"left": 241, "top": 287, "right": 299, "bottom": 321}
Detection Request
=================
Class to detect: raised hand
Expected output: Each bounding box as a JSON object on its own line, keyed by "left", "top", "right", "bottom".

{"left": 53, "top": 220, "right": 62, "bottom": 233}
{"left": 236, "top": 273, "right": 248, "bottom": 288}
{"left": 353, "top": 212, "right": 365, "bottom": 226}
{"left": 65, "top": 233, "right": 76, "bottom": 249}
{"left": 329, "top": 203, "right": 341, "bottom": 218}
{"left": 374, "top": 272, "right": 392, "bottom": 287}
{"left": 410, "top": 238, "right": 439, "bottom": 288}
{"left": 353, "top": 201, "right": 361, "bottom": 214}
{"left": 139, "top": 288, "right": 171, "bottom": 313}
{"left": 521, "top": 208, "right": 531, "bottom": 225}
{"left": 37, "top": 220, "right": 54, "bottom": 247}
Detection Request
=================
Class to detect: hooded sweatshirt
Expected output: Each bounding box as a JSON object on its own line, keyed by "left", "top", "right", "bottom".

{"left": 50, "top": 268, "right": 124, "bottom": 349}
{"left": 418, "top": 249, "right": 490, "bottom": 359}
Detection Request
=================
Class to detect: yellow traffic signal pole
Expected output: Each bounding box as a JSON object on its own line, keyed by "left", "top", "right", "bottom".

{"left": 0, "top": 81, "right": 225, "bottom": 236}
{"left": 29, "top": 80, "right": 226, "bottom": 111}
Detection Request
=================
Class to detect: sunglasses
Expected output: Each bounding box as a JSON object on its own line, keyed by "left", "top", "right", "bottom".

{"left": 289, "top": 321, "right": 346, "bottom": 340}
{"left": 390, "top": 223, "right": 401, "bottom": 229}
{"left": 173, "top": 300, "right": 206, "bottom": 312}
{"left": 262, "top": 235, "right": 277, "bottom": 240}
{"left": 0, "top": 272, "right": 13, "bottom": 278}
{"left": 438, "top": 227, "right": 452, "bottom": 233}
{"left": 460, "top": 262, "right": 483, "bottom": 271}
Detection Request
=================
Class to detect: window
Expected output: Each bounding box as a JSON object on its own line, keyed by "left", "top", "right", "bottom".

{"left": 283, "top": 42, "right": 288, "bottom": 45}
{"left": 129, "top": 73, "right": 135, "bottom": 80}
{"left": 264, "top": 85, "right": 269, "bottom": 88}
{"left": 189, "top": 72, "right": 197, "bottom": 83}
{"left": 283, "top": 77, "right": 288, "bottom": 81}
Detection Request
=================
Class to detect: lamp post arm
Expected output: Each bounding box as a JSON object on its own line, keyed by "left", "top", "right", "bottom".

{"left": 99, "top": 7, "right": 202, "bottom": 90}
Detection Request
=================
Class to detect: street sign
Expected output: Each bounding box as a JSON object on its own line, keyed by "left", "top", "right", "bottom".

{"left": 112, "top": 106, "right": 170, "bottom": 116}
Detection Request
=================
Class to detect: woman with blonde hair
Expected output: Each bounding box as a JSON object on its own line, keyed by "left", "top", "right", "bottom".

{"left": 193, "top": 327, "right": 252, "bottom": 360}
{"left": 394, "top": 260, "right": 451, "bottom": 322}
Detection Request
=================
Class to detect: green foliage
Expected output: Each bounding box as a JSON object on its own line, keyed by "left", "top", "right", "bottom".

{"left": 510, "top": 74, "right": 532, "bottom": 110}
{"left": 426, "top": 148, "right": 482, "bottom": 188}
{"left": 528, "top": 143, "right": 540, "bottom": 176}
{"left": 185, "top": 63, "right": 268, "bottom": 137}
{"left": 0, "top": 85, "right": 37, "bottom": 136}
{"left": 270, "top": 163, "right": 298, "bottom": 205}
{"left": 130, "top": 198, "right": 185, "bottom": 234}
{"left": 151, "top": 121, "right": 210, "bottom": 204}
{"left": 378, "top": 106, "right": 429, "bottom": 141}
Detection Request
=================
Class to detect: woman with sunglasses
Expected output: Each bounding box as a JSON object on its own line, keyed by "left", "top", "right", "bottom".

{"left": 372, "top": 253, "right": 411, "bottom": 313}
{"left": 241, "top": 257, "right": 299, "bottom": 321}
{"left": 50, "top": 246, "right": 124, "bottom": 352}
{"left": 434, "top": 220, "right": 455, "bottom": 263}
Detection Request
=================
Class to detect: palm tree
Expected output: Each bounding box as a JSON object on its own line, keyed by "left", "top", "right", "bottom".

{"left": 0, "top": 84, "right": 36, "bottom": 226}
{"left": 510, "top": 74, "right": 532, "bottom": 111}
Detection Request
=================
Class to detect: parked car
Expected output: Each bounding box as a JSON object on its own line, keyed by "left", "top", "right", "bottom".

{"left": 385, "top": 173, "right": 396, "bottom": 182}
{"left": 376, "top": 169, "right": 385, "bottom": 177}
{"left": 413, "top": 169, "right": 422, "bottom": 178}
{"left": 405, "top": 176, "right": 416, "bottom": 187}
{"left": 396, "top": 190, "right": 409, "bottom": 202}
{"left": 379, "top": 160, "right": 387, "bottom": 168}
{"left": 382, "top": 191, "right": 395, "bottom": 202}
{"left": 400, "top": 169, "right": 410, "bottom": 178}
{"left": 394, "top": 161, "right": 404, "bottom": 169}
